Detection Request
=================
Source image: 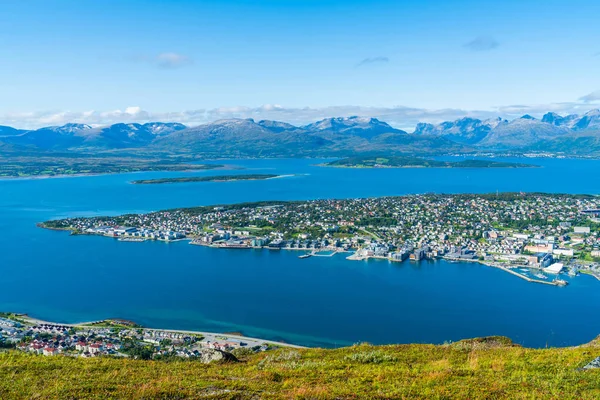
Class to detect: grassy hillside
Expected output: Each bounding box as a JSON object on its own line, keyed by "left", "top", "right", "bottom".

{"left": 1, "top": 337, "right": 599, "bottom": 399}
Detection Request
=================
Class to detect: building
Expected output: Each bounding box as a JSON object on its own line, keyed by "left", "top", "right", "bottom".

{"left": 525, "top": 243, "right": 555, "bottom": 253}
{"left": 527, "top": 253, "right": 553, "bottom": 268}
{"left": 43, "top": 347, "right": 58, "bottom": 356}
{"left": 114, "top": 227, "right": 138, "bottom": 235}
{"left": 553, "top": 248, "right": 574, "bottom": 257}
{"left": 544, "top": 263, "right": 564, "bottom": 274}
{"left": 574, "top": 227, "right": 591, "bottom": 234}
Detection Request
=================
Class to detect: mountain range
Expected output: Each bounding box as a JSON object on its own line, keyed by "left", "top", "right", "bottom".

{"left": 412, "top": 110, "right": 600, "bottom": 154}
{"left": 1, "top": 111, "right": 600, "bottom": 157}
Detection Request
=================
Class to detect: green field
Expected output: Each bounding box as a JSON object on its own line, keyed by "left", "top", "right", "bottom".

{"left": 1, "top": 337, "right": 599, "bottom": 399}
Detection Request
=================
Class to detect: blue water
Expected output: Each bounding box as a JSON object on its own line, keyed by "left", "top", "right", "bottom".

{"left": 1, "top": 157, "right": 600, "bottom": 347}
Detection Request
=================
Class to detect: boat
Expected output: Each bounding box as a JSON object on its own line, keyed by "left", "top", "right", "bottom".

{"left": 533, "top": 273, "right": 547, "bottom": 280}
{"left": 298, "top": 254, "right": 312, "bottom": 259}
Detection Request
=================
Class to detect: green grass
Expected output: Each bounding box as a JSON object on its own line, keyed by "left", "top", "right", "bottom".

{"left": 1, "top": 337, "right": 599, "bottom": 399}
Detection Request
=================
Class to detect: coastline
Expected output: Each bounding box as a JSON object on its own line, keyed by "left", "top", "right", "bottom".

{"left": 37, "top": 223, "right": 575, "bottom": 288}
{"left": 130, "top": 173, "right": 287, "bottom": 185}
{"left": 317, "top": 163, "right": 541, "bottom": 169}
{"left": 14, "top": 314, "right": 306, "bottom": 349}
{"left": 0, "top": 164, "right": 240, "bottom": 182}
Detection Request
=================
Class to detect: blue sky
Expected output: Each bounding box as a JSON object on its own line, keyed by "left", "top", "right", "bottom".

{"left": 1, "top": 0, "right": 599, "bottom": 128}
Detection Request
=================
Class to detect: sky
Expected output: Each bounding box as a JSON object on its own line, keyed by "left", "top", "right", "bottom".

{"left": 1, "top": 0, "right": 599, "bottom": 129}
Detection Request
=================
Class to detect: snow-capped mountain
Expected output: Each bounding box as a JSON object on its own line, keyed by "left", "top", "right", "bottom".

{"left": 143, "top": 122, "right": 187, "bottom": 137}
{"left": 153, "top": 118, "right": 333, "bottom": 156}
{"left": 257, "top": 120, "right": 300, "bottom": 133}
{"left": 1, "top": 110, "right": 600, "bottom": 155}
{"left": 414, "top": 110, "right": 600, "bottom": 150}
{"left": 3, "top": 122, "right": 187, "bottom": 149}
{"left": 303, "top": 116, "right": 406, "bottom": 139}
{"left": 414, "top": 117, "right": 507, "bottom": 144}
{"left": 477, "top": 115, "right": 570, "bottom": 148}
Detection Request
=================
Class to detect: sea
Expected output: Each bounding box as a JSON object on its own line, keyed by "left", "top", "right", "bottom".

{"left": 1, "top": 156, "right": 599, "bottom": 348}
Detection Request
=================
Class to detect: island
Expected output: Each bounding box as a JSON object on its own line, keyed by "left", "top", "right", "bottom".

{"left": 39, "top": 193, "right": 600, "bottom": 285}
{"left": 321, "top": 156, "right": 538, "bottom": 168}
{"left": 0, "top": 155, "right": 225, "bottom": 179}
{"left": 131, "top": 174, "right": 280, "bottom": 185}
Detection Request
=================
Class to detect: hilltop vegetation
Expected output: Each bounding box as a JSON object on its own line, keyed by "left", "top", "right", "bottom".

{"left": 1, "top": 337, "right": 599, "bottom": 399}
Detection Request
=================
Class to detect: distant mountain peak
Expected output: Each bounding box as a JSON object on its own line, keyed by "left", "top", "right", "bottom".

{"left": 2, "top": 110, "right": 600, "bottom": 155}
{"left": 48, "top": 123, "right": 93, "bottom": 134}
{"left": 302, "top": 116, "right": 404, "bottom": 139}
{"left": 520, "top": 114, "right": 536, "bottom": 120}
{"left": 257, "top": 120, "right": 299, "bottom": 133}
{"left": 584, "top": 109, "right": 600, "bottom": 117}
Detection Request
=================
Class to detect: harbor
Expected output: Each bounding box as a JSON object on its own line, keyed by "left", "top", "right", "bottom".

{"left": 486, "top": 264, "right": 568, "bottom": 286}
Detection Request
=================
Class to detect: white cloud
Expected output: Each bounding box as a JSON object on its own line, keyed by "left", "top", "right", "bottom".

{"left": 2, "top": 98, "right": 599, "bottom": 131}
{"left": 579, "top": 90, "right": 600, "bottom": 103}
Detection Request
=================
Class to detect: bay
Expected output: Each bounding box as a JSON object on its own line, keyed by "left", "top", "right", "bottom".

{"left": 1, "top": 157, "right": 599, "bottom": 348}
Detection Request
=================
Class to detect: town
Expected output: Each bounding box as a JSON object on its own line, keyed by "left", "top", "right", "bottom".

{"left": 0, "top": 313, "right": 298, "bottom": 360}
{"left": 41, "top": 193, "right": 600, "bottom": 286}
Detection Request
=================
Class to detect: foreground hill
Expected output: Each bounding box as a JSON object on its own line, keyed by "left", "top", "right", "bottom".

{"left": 1, "top": 337, "right": 599, "bottom": 399}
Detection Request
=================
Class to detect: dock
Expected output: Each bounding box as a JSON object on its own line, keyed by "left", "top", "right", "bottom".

{"left": 311, "top": 251, "right": 337, "bottom": 257}
{"left": 489, "top": 264, "right": 565, "bottom": 286}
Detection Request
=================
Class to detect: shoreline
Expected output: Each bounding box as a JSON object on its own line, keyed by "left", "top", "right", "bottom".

{"left": 12, "top": 314, "right": 306, "bottom": 349}
{"left": 37, "top": 224, "right": 575, "bottom": 288}
{"left": 130, "top": 173, "right": 288, "bottom": 185}
{"left": 317, "top": 163, "right": 541, "bottom": 169}
{"left": 0, "top": 164, "right": 240, "bottom": 182}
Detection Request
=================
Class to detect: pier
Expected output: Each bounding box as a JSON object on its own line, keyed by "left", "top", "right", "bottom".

{"left": 489, "top": 264, "right": 565, "bottom": 286}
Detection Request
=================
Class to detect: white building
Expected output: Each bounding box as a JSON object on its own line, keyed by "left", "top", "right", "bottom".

{"left": 553, "top": 248, "right": 574, "bottom": 257}
{"left": 544, "top": 263, "right": 564, "bottom": 274}
{"left": 574, "top": 227, "right": 591, "bottom": 234}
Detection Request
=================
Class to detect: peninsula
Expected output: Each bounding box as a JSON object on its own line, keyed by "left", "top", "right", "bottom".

{"left": 131, "top": 174, "right": 279, "bottom": 185}
{"left": 40, "top": 193, "right": 600, "bottom": 285}
{"left": 322, "top": 156, "right": 538, "bottom": 168}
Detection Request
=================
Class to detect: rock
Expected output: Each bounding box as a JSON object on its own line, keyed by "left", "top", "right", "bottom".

{"left": 196, "top": 348, "right": 238, "bottom": 364}
{"left": 448, "top": 336, "right": 517, "bottom": 351}
{"left": 582, "top": 356, "right": 600, "bottom": 370}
